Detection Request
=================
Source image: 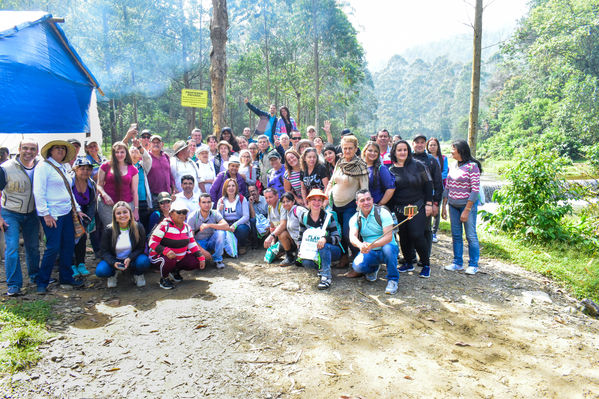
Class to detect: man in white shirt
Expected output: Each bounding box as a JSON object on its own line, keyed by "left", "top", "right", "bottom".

{"left": 173, "top": 175, "right": 200, "bottom": 216}
{"left": 170, "top": 140, "right": 201, "bottom": 196}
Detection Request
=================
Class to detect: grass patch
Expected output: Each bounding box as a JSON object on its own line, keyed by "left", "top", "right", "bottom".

{"left": 439, "top": 221, "right": 599, "bottom": 302}
{"left": 0, "top": 300, "right": 55, "bottom": 373}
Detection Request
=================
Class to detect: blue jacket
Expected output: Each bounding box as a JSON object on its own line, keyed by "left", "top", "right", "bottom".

{"left": 246, "top": 101, "right": 278, "bottom": 144}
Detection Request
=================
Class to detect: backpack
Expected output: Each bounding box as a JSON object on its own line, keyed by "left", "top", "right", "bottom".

{"left": 356, "top": 205, "right": 393, "bottom": 241}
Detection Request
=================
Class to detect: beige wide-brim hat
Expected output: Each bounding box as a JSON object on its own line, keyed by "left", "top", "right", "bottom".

{"left": 40, "top": 140, "right": 77, "bottom": 163}
{"left": 173, "top": 140, "right": 189, "bottom": 155}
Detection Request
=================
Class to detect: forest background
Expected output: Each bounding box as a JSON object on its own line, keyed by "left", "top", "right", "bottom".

{"left": 3, "top": 0, "right": 598, "bottom": 165}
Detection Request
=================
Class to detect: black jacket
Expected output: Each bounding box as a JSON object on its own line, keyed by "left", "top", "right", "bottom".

{"left": 413, "top": 152, "right": 443, "bottom": 204}
{"left": 101, "top": 222, "right": 147, "bottom": 265}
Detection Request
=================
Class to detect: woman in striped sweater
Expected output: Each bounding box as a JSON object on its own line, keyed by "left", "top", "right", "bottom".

{"left": 441, "top": 140, "right": 482, "bottom": 275}
{"left": 148, "top": 201, "right": 206, "bottom": 289}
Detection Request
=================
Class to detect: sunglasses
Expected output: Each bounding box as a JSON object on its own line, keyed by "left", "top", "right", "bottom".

{"left": 291, "top": 137, "right": 301, "bottom": 141}
{"left": 173, "top": 209, "right": 188, "bottom": 215}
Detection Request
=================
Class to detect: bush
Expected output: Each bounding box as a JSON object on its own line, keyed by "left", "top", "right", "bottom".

{"left": 481, "top": 145, "right": 572, "bottom": 241}
{"left": 583, "top": 144, "right": 599, "bottom": 174}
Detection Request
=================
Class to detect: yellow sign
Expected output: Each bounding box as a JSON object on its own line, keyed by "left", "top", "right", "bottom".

{"left": 181, "top": 89, "right": 208, "bottom": 108}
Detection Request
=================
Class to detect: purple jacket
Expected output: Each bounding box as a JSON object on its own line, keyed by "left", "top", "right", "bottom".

{"left": 209, "top": 171, "right": 248, "bottom": 205}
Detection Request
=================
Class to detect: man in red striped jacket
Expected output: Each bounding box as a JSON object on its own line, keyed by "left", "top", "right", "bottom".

{"left": 148, "top": 202, "right": 205, "bottom": 289}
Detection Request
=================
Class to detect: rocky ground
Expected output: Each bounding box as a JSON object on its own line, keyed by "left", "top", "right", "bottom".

{"left": 1, "top": 233, "right": 598, "bottom": 398}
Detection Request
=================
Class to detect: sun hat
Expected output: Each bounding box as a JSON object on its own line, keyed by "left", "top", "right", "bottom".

{"left": 217, "top": 140, "right": 233, "bottom": 151}
{"left": 40, "top": 140, "right": 77, "bottom": 163}
{"left": 170, "top": 200, "right": 188, "bottom": 212}
{"left": 197, "top": 144, "right": 210, "bottom": 154}
{"left": 150, "top": 134, "right": 162, "bottom": 142}
{"left": 173, "top": 140, "right": 189, "bottom": 155}
{"left": 306, "top": 189, "right": 327, "bottom": 201}
{"left": 140, "top": 129, "right": 152, "bottom": 138}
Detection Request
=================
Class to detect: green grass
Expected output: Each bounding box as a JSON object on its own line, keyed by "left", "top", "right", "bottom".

{"left": 0, "top": 300, "right": 55, "bottom": 373}
{"left": 439, "top": 221, "right": 599, "bottom": 302}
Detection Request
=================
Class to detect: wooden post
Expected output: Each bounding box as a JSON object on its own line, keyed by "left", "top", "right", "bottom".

{"left": 468, "top": 0, "right": 483, "bottom": 157}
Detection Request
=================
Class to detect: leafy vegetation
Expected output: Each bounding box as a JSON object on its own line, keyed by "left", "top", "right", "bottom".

{"left": 480, "top": 0, "right": 599, "bottom": 160}
{"left": 0, "top": 300, "right": 54, "bottom": 373}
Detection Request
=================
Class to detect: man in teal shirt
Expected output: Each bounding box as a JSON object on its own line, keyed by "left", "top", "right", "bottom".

{"left": 349, "top": 189, "right": 400, "bottom": 295}
{"left": 244, "top": 97, "right": 278, "bottom": 144}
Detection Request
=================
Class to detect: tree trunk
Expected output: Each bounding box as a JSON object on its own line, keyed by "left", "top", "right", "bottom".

{"left": 296, "top": 91, "right": 301, "bottom": 125}
{"left": 263, "top": 10, "right": 270, "bottom": 102}
{"left": 109, "top": 99, "right": 117, "bottom": 145}
{"left": 210, "top": 0, "right": 228, "bottom": 136}
{"left": 198, "top": 0, "right": 204, "bottom": 130}
{"left": 468, "top": 0, "right": 483, "bottom": 156}
{"left": 312, "top": 0, "right": 320, "bottom": 130}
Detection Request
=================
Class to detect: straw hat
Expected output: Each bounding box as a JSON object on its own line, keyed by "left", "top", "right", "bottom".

{"left": 40, "top": 140, "right": 77, "bottom": 163}
{"left": 306, "top": 189, "right": 327, "bottom": 201}
{"left": 173, "top": 140, "right": 189, "bottom": 155}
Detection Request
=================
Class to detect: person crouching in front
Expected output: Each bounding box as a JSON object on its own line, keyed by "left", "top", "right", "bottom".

{"left": 148, "top": 201, "right": 205, "bottom": 289}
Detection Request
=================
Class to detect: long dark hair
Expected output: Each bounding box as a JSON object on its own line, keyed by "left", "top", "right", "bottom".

{"left": 452, "top": 140, "right": 482, "bottom": 173}
{"left": 110, "top": 141, "right": 133, "bottom": 200}
{"left": 110, "top": 201, "right": 140, "bottom": 248}
{"left": 426, "top": 137, "right": 444, "bottom": 172}
{"left": 323, "top": 143, "right": 339, "bottom": 172}
{"left": 362, "top": 141, "right": 382, "bottom": 188}
{"left": 279, "top": 106, "right": 291, "bottom": 123}
{"left": 220, "top": 127, "right": 240, "bottom": 153}
{"left": 390, "top": 140, "right": 413, "bottom": 165}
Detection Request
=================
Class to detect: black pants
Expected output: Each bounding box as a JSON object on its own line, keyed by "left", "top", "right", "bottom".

{"left": 397, "top": 205, "right": 430, "bottom": 266}
{"left": 74, "top": 232, "right": 88, "bottom": 265}
{"left": 138, "top": 200, "right": 152, "bottom": 233}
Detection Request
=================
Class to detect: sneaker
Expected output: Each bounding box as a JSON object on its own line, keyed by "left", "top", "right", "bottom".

{"left": 215, "top": 261, "right": 225, "bottom": 269}
{"left": 77, "top": 263, "right": 90, "bottom": 276}
{"left": 444, "top": 264, "right": 464, "bottom": 272}
{"left": 279, "top": 254, "right": 296, "bottom": 267}
{"left": 465, "top": 266, "right": 478, "bottom": 275}
{"left": 159, "top": 277, "right": 175, "bottom": 290}
{"left": 398, "top": 263, "right": 415, "bottom": 273}
{"left": 107, "top": 275, "right": 118, "bottom": 288}
{"left": 419, "top": 266, "right": 431, "bottom": 278}
{"left": 364, "top": 265, "right": 380, "bottom": 282}
{"left": 317, "top": 276, "right": 331, "bottom": 290}
{"left": 71, "top": 265, "right": 81, "bottom": 278}
{"left": 133, "top": 274, "right": 146, "bottom": 287}
{"left": 6, "top": 286, "right": 21, "bottom": 297}
{"left": 385, "top": 280, "right": 399, "bottom": 295}
{"left": 169, "top": 271, "right": 183, "bottom": 283}
{"left": 60, "top": 279, "right": 85, "bottom": 289}
{"left": 36, "top": 285, "right": 47, "bottom": 295}
{"left": 49, "top": 278, "right": 57, "bottom": 285}
{"left": 432, "top": 234, "right": 438, "bottom": 243}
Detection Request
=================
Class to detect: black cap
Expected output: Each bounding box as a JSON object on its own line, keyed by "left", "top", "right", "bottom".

{"left": 412, "top": 134, "right": 427, "bottom": 142}
{"left": 341, "top": 128, "right": 352, "bottom": 136}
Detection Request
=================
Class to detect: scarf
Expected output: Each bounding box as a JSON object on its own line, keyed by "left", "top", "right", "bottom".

{"left": 337, "top": 156, "right": 368, "bottom": 177}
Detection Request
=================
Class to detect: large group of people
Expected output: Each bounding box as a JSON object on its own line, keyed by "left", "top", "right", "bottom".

{"left": 0, "top": 100, "right": 481, "bottom": 297}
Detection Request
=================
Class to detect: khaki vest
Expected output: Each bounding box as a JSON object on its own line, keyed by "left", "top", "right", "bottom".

{"left": 1, "top": 158, "right": 36, "bottom": 214}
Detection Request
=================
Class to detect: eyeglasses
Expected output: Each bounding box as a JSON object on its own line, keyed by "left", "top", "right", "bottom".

{"left": 173, "top": 209, "right": 188, "bottom": 215}
{"left": 291, "top": 137, "right": 301, "bottom": 141}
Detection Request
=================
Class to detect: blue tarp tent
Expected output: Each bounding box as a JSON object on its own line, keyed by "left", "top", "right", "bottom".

{"left": 0, "top": 11, "right": 103, "bottom": 152}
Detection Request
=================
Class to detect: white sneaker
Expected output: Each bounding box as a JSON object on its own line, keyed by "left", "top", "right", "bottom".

{"left": 444, "top": 264, "right": 464, "bottom": 271}
{"left": 465, "top": 266, "right": 478, "bottom": 275}
{"left": 133, "top": 274, "right": 146, "bottom": 287}
{"left": 107, "top": 275, "right": 117, "bottom": 288}
{"left": 216, "top": 261, "right": 225, "bottom": 269}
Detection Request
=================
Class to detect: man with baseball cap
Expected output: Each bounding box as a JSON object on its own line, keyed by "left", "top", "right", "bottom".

{"left": 266, "top": 151, "right": 286, "bottom": 196}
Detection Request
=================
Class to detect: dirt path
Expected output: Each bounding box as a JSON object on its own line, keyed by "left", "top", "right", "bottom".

{"left": 2, "top": 235, "right": 599, "bottom": 398}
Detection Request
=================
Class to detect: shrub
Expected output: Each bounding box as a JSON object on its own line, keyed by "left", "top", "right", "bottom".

{"left": 481, "top": 145, "right": 572, "bottom": 241}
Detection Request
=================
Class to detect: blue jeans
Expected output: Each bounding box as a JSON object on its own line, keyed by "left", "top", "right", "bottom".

{"left": 38, "top": 213, "right": 76, "bottom": 287}
{"left": 333, "top": 202, "right": 358, "bottom": 256}
{"left": 302, "top": 243, "right": 342, "bottom": 279}
{"left": 95, "top": 254, "right": 151, "bottom": 277}
{"left": 352, "top": 242, "right": 400, "bottom": 281}
{"left": 2, "top": 209, "right": 40, "bottom": 290}
{"left": 233, "top": 223, "right": 250, "bottom": 248}
{"left": 197, "top": 230, "right": 225, "bottom": 263}
{"left": 449, "top": 202, "right": 480, "bottom": 268}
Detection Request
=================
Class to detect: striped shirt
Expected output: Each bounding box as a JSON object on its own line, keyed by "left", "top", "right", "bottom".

{"left": 148, "top": 217, "right": 200, "bottom": 260}
{"left": 443, "top": 161, "right": 480, "bottom": 207}
{"left": 284, "top": 169, "right": 302, "bottom": 198}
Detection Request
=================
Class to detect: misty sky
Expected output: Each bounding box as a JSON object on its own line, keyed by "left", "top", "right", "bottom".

{"left": 345, "top": 0, "right": 530, "bottom": 71}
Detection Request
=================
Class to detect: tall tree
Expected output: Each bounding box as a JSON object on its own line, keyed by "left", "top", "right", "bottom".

{"left": 210, "top": 0, "right": 229, "bottom": 136}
